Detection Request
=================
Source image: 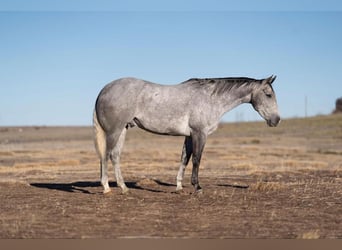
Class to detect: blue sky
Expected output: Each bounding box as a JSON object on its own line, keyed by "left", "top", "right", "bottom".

{"left": 0, "top": 2, "right": 342, "bottom": 125}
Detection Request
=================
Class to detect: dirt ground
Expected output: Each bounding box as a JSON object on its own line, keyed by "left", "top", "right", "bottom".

{"left": 0, "top": 115, "right": 341, "bottom": 238}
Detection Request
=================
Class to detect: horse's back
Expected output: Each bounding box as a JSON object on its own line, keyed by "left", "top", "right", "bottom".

{"left": 98, "top": 77, "right": 144, "bottom": 98}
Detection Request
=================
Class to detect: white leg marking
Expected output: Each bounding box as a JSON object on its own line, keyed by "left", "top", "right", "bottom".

{"left": 176, "top": 164, "right": 186, "bottom": 191}
{"left": 111, "top": 128, "right": 129, "bottom": 194}
{"left": 103, "top": 182, "right": 111, "bottom": 194}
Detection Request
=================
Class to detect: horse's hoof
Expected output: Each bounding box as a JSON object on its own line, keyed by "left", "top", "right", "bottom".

{"left": 121, "top": 187, "right": 130, "bottom": 195}
{"left": 103, "top": 188, "right": 112, "bottom": 195}
{"left": 174, "top": 188, "right": 186, "bottom": 194}
{"left": 192, "top": 188, "right": 203, "bottom": 196}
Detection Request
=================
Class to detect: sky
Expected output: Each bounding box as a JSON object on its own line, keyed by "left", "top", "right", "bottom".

{"left": 0, "top": 1, "right": 342, "bottom": 126}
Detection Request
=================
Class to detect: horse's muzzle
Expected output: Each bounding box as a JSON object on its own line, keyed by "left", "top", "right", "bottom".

{"left": 267, "top": 114, "right": 281, "bottom": 127}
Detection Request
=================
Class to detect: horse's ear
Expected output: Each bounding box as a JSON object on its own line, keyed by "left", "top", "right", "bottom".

{"left": 269, "top": 75, "right": 277, "bottom": 84}
{"left": 263, "top": 75, "right": 277, "bottom": 85}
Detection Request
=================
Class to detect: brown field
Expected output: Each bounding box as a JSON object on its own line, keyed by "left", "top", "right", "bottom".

{"left": 0, "top": 115, "right": 341, "bottom": 238}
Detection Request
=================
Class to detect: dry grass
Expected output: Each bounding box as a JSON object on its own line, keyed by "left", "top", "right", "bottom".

{"left": 280, "top": 160, "right": 328, "bottom": 169}
{"left": 249, "top": 181, "right": 285, "bottom": 192}
{"left": 298, "top": 230, "right": 320, "bottom": 239}
{"left": 136, "top": 178, "right": 159, "bottom": 187}
{"left": 1, "top": 114, "right": 341, "bottom": 178}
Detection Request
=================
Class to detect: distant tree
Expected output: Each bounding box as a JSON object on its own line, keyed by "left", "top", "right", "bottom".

{"left": 333, "top": 97, "right": 342, "bottom": 114}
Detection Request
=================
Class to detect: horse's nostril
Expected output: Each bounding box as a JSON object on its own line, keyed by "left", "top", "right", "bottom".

{"left": 267, "top": 114, "right": 280, "bottom": 127}
{"left": 273, "top": 115, "right": 280, "bottom": 126}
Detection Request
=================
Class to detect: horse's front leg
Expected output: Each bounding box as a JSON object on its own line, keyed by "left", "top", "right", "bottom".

{"left": 176, "top": 136, "right": 193, "bottom": 191}
{"left": 190, "top": 131, "right": 207, "bottom": 193}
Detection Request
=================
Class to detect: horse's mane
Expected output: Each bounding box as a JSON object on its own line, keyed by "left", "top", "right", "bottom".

{"left": 181, "top": 77, "right": 262, "bottom": 96}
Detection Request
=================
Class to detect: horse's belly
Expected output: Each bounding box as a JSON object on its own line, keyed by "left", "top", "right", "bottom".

{"left": 133, "top": 115, "right": 191, "bottom": 136}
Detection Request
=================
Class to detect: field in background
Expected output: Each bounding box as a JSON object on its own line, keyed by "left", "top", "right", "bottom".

{"left": 0, "top": 114, "right": 341, "bottom": 238}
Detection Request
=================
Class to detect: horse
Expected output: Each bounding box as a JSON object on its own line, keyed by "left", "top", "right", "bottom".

{"left": 93, "top": 76, "right": 280, "bottom": 194}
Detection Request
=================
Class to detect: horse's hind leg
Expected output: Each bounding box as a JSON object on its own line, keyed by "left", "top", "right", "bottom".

{"left": 108, "top": 127, "right": 129, "bottom": 194}
{"left": 100, "top": 159, "right": 110, "bottom": 194}
{"left": 94, "top": 110, "right": 111, "bottom": 194}
{"left": 176, "top": 136, "right": 193, "bottom": 191}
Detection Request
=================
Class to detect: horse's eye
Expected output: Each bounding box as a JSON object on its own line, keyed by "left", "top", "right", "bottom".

{"left": 263, "top": 89, "right": 272, "bottom": 98}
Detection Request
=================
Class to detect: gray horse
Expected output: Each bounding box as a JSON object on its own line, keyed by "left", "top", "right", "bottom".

{"left": 93, "top": 76, "right": 280, "bottom": 194}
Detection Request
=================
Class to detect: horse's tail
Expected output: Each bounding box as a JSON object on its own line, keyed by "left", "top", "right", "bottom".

{"left": 93, "top": 109, "right": 106, "bottom": 159}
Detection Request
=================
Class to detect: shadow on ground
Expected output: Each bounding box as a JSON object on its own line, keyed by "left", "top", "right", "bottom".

{"left": 30, "top": 179, "right": 178, "bottom": 194}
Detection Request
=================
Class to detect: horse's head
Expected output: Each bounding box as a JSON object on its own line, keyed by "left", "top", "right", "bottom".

{"left": 251, "top": 75, "right": 280, "bottom": 127}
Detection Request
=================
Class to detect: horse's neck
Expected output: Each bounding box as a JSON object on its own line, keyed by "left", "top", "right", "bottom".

{"left": 218, "top": 87, "right": 253, "bottom": 115}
